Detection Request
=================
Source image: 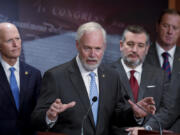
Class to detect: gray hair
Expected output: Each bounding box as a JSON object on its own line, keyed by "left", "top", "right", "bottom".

{"left": 76, "top": 22, "right": 106, "bottom": 44}
{"left": 121, "top": 25, "right": 150, "bottom": 45}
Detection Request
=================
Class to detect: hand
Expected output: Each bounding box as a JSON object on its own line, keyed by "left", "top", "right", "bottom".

{"left": 46, "top": 99, "right": 76, "bottom": 121}
{"left": 126, "top": 127, "right": 145, "bottom": 135}
{"left": 128, "top": 97, "right": 156, "bottom": 118}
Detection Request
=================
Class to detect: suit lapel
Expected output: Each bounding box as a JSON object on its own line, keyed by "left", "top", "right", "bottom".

{"left": 172, "top": 46, "right": 180, "bottom": 75}
{"left": 138, "top": 64, "right": 151, "bottom": 101}
{"left": 19, "top": 62, "right": 30, "bottom": 111}
{"left": 0, "top": 63, "right": 18, "bottom": 111}
{"left": 96, "top": 66, "right": 107, "bottom": 131}
{"left": 68, "top": 59, "right": 95, "bottom": 127}
{"left": 112, "top": 59, "right": 134, "bottom": 100}
{"left": 97, "top": 67, "right": 106, "bottom": 128}
{"left": 146, "top": 43, "right": 161, "bottom": 67}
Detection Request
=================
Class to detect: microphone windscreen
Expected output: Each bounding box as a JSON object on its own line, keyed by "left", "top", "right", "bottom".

{"left": 92, "top": 96, "right": 97, "bottom": 102}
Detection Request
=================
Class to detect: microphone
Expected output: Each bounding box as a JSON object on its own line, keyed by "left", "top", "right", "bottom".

{"left": 124, "top": 95, "right": 163, "bottom": 135}
{"left": 81, "top": 96, "right": 97, "bottom": 135}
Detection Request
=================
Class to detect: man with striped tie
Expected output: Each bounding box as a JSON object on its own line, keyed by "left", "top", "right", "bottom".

{"left": 145, "top": 9, "right": 180, "bottom": 132}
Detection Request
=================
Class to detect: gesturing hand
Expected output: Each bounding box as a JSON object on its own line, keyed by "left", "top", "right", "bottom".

{"left": 46, "top": 99, "right": 76, "bottom": 121}
{"left": 128, "top": 97, "right": 156, "bottom": 118}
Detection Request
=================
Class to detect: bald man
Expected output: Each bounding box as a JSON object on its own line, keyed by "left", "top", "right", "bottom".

{"left": 0, "top": 22, "right": 42, "bottom": 135}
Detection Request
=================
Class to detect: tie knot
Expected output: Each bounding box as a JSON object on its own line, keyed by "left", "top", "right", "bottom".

{"left": 9, "top": 67, "right": 16, "bottom": 72}
{"left": 162, "top": 52, "right": 169, "bottom": 58}
{"left": 89, "top": 72, "right": 96, "bottom": 78}
{"left": 130, "top": 70, "right": 136, "bottom": 76}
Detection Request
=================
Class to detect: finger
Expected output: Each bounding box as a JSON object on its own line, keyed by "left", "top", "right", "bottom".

{"left": 128, "top": 99, "right": 135, "bottom": 106}
{"left": 126, "top": 127, "right": 134, "bottom": 132}
{"left": 51, "top": 100, "right": 63, "bottom": 111}
{"left": 60, "top": 101, "right": 76, "bottom": 112}
{"left": 143, "top": 97, "right": 155, "bottom": 105}
{"left": 47, "top": 107, "right": 59, "bottom": 120}
{"left": 149, "top": 105, "right": 156, "bottom": 114}
{"left": 55, "top": 98, "right": 61, "bottom": 104}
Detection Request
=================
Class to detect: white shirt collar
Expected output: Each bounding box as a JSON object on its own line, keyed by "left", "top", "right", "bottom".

{"left": 155, "top": 42, "right": 176, "bottom": 59}
{"left": 121, "top": 59, "right": 142, "bottom": 74}
{"left": 1, "top": 58, "right": 20, "bottom": 72}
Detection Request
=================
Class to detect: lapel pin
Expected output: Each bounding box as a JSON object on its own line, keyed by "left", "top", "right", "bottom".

{"left": 102, "top": 74, "right": 105, "bottom": 78}
{"left": 25, "top": 71, "right": 28, "bottom": 75}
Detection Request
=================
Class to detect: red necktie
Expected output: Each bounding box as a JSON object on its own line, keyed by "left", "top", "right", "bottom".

{"left": 129, "top": 70, "right": 139, "bottom": 102}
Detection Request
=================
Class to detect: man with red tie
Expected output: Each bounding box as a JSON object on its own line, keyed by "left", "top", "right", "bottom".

{"left": 110, "top": 25, "right": 169, "bottom": 135}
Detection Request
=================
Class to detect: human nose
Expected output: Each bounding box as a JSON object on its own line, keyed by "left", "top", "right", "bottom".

{"left": 12, "top": 39, "right": 18, "bottom": 46}
{"left": 90, "top": 49, "right": 96, "bottom": 57}
{"left": 167, "top": 26, "right": 173, "bottom": 34}
{"left": 131, "top": 45, "right": 138, "bottom": 52}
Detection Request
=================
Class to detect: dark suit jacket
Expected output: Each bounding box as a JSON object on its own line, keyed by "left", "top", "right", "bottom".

{"left": 0, "top": 61, "right": 42, "bottom": 135}
{"left": 145, "top": 43, "right": 180, "bottom": 132}
{"left": 110, "top": 58, "right": 169, "bottom": 134}
{"left": 31, "top": 58, "right": 137, "bottom": 135}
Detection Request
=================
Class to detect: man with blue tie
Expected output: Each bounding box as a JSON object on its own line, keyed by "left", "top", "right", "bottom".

{"left": 0, "top": 22, "right": 42, "bottom": 135}
{"left": 31, "top": 22, "right": 156, "bottom": 135}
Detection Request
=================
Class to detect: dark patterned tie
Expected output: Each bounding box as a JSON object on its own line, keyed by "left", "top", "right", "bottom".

{"left": 162, "top": 52, "right": 171, "bottom": 79}
{"left": 129, "top": 70, "right": 139, "bottom": 102}
{"left": 9, "top": 67, "right": 20, "bottom": 110}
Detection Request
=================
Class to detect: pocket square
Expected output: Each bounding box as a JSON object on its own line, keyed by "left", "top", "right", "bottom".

{"left": 147, "top": 85, "right": 156, "bottom": 88}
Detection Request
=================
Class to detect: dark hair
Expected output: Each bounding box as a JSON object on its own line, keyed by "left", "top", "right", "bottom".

{"left": 121, "top": 25, "right": 150, "bottom": 45}
{"left": 158, "top": 9, "right": 180, "bottom": 24}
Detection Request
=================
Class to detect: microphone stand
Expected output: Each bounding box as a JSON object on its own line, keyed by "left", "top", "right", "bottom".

{"left": 135, "top": 103, "right": 163, "bottom": 135}
{"left": 81, "top": 96, "right": 97, "bottom": 135}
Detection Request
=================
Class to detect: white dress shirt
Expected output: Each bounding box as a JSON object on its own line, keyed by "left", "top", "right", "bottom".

{"left": 76, "top": 55, "right": 99, "bottom": 96}
{"left": 155, "top": 42, "right": 176, "bottom": 70}
{"left": 121, "top": 59, "right": 142, "bottom": 85}
{"left": 1, "top": 58, "right": 20, "bottom": 90}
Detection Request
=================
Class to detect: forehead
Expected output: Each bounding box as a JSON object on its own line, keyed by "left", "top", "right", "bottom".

{"left": 124, "top": 31, "right": 147, "bottom": 43}
{"left": 0, "top": 25, "right": 20, "bottom": 40}
{"left": 80, "top": 30, "right": 104, "bottom": 47}
{"left": 161, "top": 14, "right": 180, "bottom": 26}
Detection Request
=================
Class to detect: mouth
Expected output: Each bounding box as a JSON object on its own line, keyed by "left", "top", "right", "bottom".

{"left": 128, "top": 53, "right": 138, "bottom": 58}
{"left": 165, "top": 36, "right": 172, "bottom": 41}
{"left": 86, "top": 59, "right": 98, "bottom": 65}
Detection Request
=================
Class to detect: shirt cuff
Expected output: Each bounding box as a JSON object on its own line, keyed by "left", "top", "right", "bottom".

{"left": 134, "top": 115, "right": 144, "bottom": 125}
{"left": 45, "top": 115, "right": 58, "bottom": 128}
{"left": 144, "top": 125, "right": 152, "bottom": 131}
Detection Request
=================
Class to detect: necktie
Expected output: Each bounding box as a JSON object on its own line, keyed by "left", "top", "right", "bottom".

{"left": 129, "top": 70, "right": 139, "bottom": 102}
{"left": 9, "top": 67, "right": 20, "bottom": 110}
{"left": 89, "top": 72, "right": 99, "bottom": 125}
{"left": 162, "top": 52, "right": 171, "bottom": 79}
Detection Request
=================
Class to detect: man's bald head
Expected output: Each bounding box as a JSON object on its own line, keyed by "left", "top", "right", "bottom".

{"left": 0, "top": 22, "right": 21, "bottom": 66}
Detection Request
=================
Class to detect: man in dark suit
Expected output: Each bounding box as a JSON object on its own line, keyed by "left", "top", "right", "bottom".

{"left": 31, "top": 22, "right": 156, "bottom": 135}
{"left": 110, "top": 25, "right": 170, "bottom": 135}
{"left": 0, "top": 22, "right": 42, "bottom": 135}
{"left": 145, "top": 9, "right": 180, "bottom": 132}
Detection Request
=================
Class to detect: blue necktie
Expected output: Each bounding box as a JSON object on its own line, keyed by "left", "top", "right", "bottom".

{"left": 162, "top": 52, "right": 171, "bottom": 79}
{"left": 89, "top": 72, "right": 99, "bottom": 125}
{"left": 9, "top": 67, "right": 20, "bottom": 110}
